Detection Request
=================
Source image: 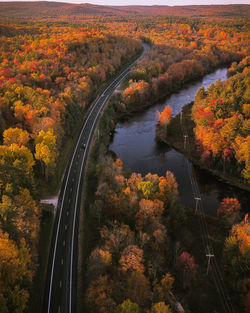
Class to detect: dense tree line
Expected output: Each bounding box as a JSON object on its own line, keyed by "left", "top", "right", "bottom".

{"left": 154, "top": 58, "right": 249, "bottom": 311}
{"left": 0, "top": 23, "right": 141, "bottom": 312}
{"left": 111, "top": 18, "right": 249, "bottom": 116}
{"left": 85, "top": 156, "right": 198, "bottom": 313}
{"left": 222, "top": 214, "right": 250, "bottom": 313}
{"left": 0, "top": 14, "right": 249, "bottom": 312}
{"left": 215, "top": 196, "right": 249, "bottom": 312}
{"left": 191, "top": 59, "right": 250, "bottom": 310}
{"left": 83, "top": 17, "right": 250, "bottom": 312}
{"left": 85, "top": 148, "right": 249, "bottom": 312}
{"left": 192, "top": 57, "right": 249, "bottom": 182}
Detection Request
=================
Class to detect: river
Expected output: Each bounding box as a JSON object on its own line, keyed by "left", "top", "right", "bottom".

{"left": 109, "top": 68, "right": 249, "bottom": 216}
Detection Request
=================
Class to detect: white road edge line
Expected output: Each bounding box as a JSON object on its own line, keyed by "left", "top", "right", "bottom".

{"left": 48, "top": 53, "right": 141, "bottom": 313}
{"left": 47, "top": 47, "right": 144, "bottom": 313}
{"left": 69, "top": 59, "right": 140, "bottom": 313}
{"left": 47, "top": 72, "right": 116, "bottom": 313}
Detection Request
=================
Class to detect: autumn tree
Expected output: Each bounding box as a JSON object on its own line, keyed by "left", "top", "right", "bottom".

{"left": 85, "top": 275, "right": 116, "bottom": 313}
{"left": 157, "top": 171, "right": 178, "bottom": 208}
{"left": 0, "top": 195, "right": 17, "bottom": 238}
{"left": 0, "top": 231, "right": 31, "bottom": 313}
{"left": 119, "top": 245, "right": 144, "bottom": 273}
{"left": 138, "top": 181, "right": 156, "bottom": 199}
{"left": 156, "top": 106, "right": 172, "bottom": 141}
{"left": 0, "top": 144, "right": 35, "bottom": 194}
{"left": 151, "top": 302, "right": 172, "bottom": 313}
{"left": 0, "top": 189, "right": 39, "bottom": 260}
{"left": 13, "top": 188, "right": 40, "bottom": 259}
{"left": 177, "top": 252, "right": 198, "bottom": 289}
{"left": 87, "top": 248, "right": 112, "bottom": 281}
{"left": 153, "top": 224, "right": 168, "bottom": 252}
{"left": 223, "top": 215, "right": 249, "bottom": 278}
{"left": 100, "top": 223, "right": 135, "bottom": 257}
{"left": 35, "top": 128, "right": 56, "bottom": 181}
{"left": 153, "top": 273, "right": 175, "bottom": 302}
{"left": 126, "top": 271, "right": 152, "bottom": 307}
{"left": 136, "top": 199, "right": 164, "bottom": 234}
{"left": 159, "top": 106, "right": 172, "bottom": 126}
{"left": 161, "top": 273, "right": 175, "bottom": 293}
{"left": 233, "top": 135, "right": 250, "bottom": 181}
{"left": 217, "top": 198, "right": 241, "bottom": 225}
{"left": 222, "top": 215, "right": 249, "bottom": 309}
{"left": 127, "top": 172, "right": 143, "bottom": 192}
{"left": 115, "top": 299, "right": 140, "bottom": 313}
{"left": 3, "top": 128, "right": 30, "bottom": 146}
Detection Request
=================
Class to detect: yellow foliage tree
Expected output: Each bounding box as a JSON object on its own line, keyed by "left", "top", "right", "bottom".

{"left": 3, "top": 128, "right": 30, "bottom": 146}
{"left": 0, "top": 231, "right": 30, "bottom": 313}
{"left": 35, "top": 128, "right": 56, "bottom": 181}
{"left": 0, "top": 144, "right": 34, "bottom": 170}
{"left": 151, "top": 302, "right": 172, "bottom": 313}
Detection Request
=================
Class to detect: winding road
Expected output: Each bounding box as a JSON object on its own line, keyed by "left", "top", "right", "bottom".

{"left": 43, "top": 43, "right": 149, "bottom": 313}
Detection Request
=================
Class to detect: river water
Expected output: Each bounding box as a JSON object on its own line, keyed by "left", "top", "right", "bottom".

{"left": 109, "top": 68, "right": 249, "bottom": 216}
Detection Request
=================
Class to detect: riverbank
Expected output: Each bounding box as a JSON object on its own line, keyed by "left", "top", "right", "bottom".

{"left": 159, "top": 102, "right": 250, "bottom": 192}
{"left": 80, "top": 74, "right": 243, "bottom": 313}
{"left": 83, "top": 101, "right": 239, "bottom": 312}
{"left": 115, "top": 57, "right": 242, "bottom": 124}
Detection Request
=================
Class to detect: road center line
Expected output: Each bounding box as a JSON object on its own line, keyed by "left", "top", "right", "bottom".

{"left": 68, "top": 55, "right": 141, "bottom": 313}
{"left": 46, "top": 46, "right": 146, "bottom": 313}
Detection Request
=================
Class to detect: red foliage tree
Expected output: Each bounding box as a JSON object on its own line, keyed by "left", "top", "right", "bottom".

{"left": 217, "top": 198, "right": 241, "bottom": 224}
{"left": 177, "top": 252, "right": 198, "bottom": 289}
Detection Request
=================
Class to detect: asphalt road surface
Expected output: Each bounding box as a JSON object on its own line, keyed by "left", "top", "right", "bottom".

{"left": 43, "top": 43, "right": 149, "bottom": 313}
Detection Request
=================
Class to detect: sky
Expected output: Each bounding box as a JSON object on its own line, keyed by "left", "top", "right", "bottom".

{"left": 0, "top": 0, "right": 250, "bottom": 5}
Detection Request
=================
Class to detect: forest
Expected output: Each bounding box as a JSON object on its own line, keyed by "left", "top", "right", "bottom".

{"left": 116, "top": 19, "right": 248, "bottom": 117}
{"left": 156, "top": 56, "right": 249, "bottom": 184}
{"left": 192, "top": 57, "right": 249, "bottom": 181}
{"left": 0, "top": 22, "right": 140, "bottom": 312}
{"left": 0, "top": 3, "right": 249, "bottom": 313}
{"left": 0, "top": 2, "right": 249, "bottom": 20}
{"left": 83, "top": 14, "right": 249, "bottom": 313}
{"left": 154, "top": 57, "right": 249, "bottom": 311}
{"left": 85, "top": 150, "right": 249, "bottom": 313}
{"left": 86, "top": 156, "right": 182, "bottom": 313}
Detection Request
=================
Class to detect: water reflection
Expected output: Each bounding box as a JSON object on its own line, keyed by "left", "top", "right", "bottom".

{"left": 110, "top": 68, "right": 249, "bottom": 216}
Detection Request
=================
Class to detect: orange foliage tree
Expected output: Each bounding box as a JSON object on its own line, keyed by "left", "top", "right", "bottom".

{"left": 217, "top": 198, "right": 241, "bottom": 225}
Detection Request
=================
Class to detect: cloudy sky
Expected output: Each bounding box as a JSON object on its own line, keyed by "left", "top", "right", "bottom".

{"left": 0, "top": 0, "right": 249, "bottom": 5}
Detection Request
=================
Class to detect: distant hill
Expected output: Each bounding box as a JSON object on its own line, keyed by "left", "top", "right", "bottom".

{"left": 0, "top": 2, "right": 249, "bottom": 20}
{"left": 112, "top": 4, "right": 250, "bottom": 18}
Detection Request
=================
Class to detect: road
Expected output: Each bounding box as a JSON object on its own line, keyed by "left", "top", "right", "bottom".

{"left": 43, "top": 43, "right": 149, "bottom": 313}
